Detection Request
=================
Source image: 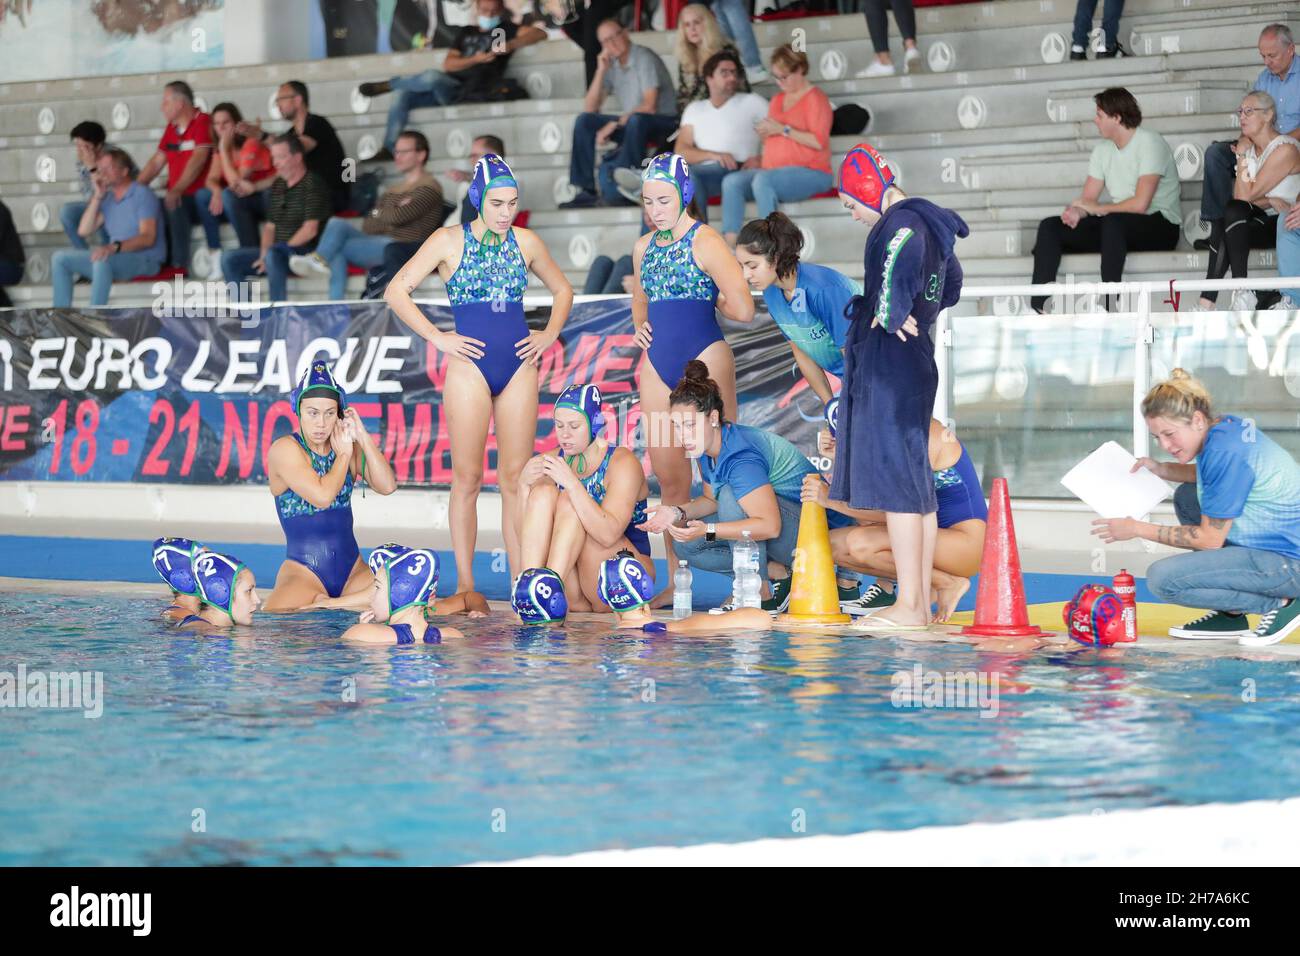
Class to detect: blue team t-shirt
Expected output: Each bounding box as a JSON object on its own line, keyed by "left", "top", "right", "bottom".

{"left": 698, "top": 422, "right": 852, "bottom": 528}
{"left": 761, "top": 262, "right": 861, "bottom": 376}
{"left": 1196, "top": 415, "right": 1300, "bottom": 559}
{"left": 101, "top": 183, "right": 166, "bottom": 262}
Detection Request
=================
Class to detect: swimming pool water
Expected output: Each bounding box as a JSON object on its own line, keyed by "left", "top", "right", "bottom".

{"left": 3, "top": 591, "right": 1300, "bottom": 865}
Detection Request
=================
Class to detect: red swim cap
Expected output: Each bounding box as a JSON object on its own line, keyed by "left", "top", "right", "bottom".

{"left": 838, "top": 143, "right": 897, "bottom": 212}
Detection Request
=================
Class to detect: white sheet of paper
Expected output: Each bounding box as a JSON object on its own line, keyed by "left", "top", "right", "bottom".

{"left": 1060, "top": 441, "right": 1173, "bottom": 518}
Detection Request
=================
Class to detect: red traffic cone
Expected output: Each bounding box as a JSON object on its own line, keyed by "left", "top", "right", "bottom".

{"left": 961, "top": 478, "right": 1045, "bottom": 638}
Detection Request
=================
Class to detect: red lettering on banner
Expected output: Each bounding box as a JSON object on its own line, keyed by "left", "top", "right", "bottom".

{"left": 385, "top": 402, "right": 433, "bottom": 483}
{"left": 217, "top": 402, "right": 259, "bottom": 479}
{"left": 46, "top": 399, "right": 66, "bottom": 475}
{"left": 1, "top": 406, "right": 31, "bottom": 452}
{"left": 141, "top": 399, "right": 176, "bottom": 476}
{"left": 260, "top": 401, "right": 295, "bottom": 473}
{"left": 69, "top": 399, "right": 99, "bottom": 477}
{"left": 590, "top": 335, "right": 636, "bottom": 395}
{"left": 350, "top": 402, "right": 382, "bottom": 445}
{"left": 544, "top": 335, "right": 599, "bottom": 391}
{"left": 424, "top": 341, "right": 446, "bottom": 389}
{"left": 177, "top": 401, "right": 200, "bottom": 477}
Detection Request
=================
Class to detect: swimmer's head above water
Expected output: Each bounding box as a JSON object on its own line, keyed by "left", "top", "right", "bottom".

{"left": 367, "top": 542, "right": 409, "bottom": 577}
{"left": 191, "top": 551, "right": 261, "bottom": 627}
{"left": 599, "top": 553, "right": 662, "bottom": 630}
{"left": 469, "top": 153, "right": 518, "bottom": 237}
{"left": 376, "top": 548, "right": 439, "bottom": 620}
{"left": 512, "top": 568, "right": 567, "bottom": 624}
{"left": 153, "top": 536, "right": 207, "bottom": 617}
{"left": 552, "top": 383, "right": 604, "bottom": 458}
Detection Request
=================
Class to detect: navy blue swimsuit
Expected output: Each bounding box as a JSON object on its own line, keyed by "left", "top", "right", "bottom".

{"left": 446, "top": 222, "right": 530, "bottom": 397}
{"left": 934, "top": 444, "right": 988, "bottom": 528}
{"left": 274, "top": 433, "right": 360, "bottom": 598}
{"left": 571, "top": 445, "right": 651, "bottom": 558}
{"left": 639, "top": 221, "right": 723, "bottom": 388}
{"left": 392, "top": 623, "right": 442, "bottom": 645}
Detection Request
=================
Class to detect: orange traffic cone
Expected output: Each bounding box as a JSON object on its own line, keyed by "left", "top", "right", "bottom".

{"left": 961, "top": 478, "right": 1045, "bottom": 638}
{"left": 777, "top": 499, "right": 850, "bottom": 625}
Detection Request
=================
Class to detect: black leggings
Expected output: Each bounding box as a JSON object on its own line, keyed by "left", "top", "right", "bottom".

{"left": 1031, "top": 211, "right": 1180, "bottom": 312}
{"left": 1202, "top": 199, "right": 1276, "bottom": 303}
{"left": 563, "top": 0, "right": 635, "bottom": 89}
{"left": 864, "top": 0, "right": 917, "bottom": 53}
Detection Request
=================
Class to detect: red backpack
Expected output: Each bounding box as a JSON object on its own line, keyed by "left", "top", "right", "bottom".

{"left": 1063, "top": 584, "right": 1128, "bottom": 647}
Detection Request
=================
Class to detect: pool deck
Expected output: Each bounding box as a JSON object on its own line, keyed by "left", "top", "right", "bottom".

{"left": 9, "top": 577, "right": 1299, "bottom": 659}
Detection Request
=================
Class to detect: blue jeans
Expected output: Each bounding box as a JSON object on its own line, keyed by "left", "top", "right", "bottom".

{"left": 710, "top": 0, "right": 763, "bottom": 70}
{"left": 1145, "top": 482, "right": 1300, "bottom": 614}
{"left": 1072, "top": 0, "right": 1125, "bottom": 49}
{"left": 51, "top": 248, "right": 162, "bottom": 307}
{"left": 221, "top": 188, "right": 269, "bottom": 249}
{"left": 721, "top": 166, "right": 833, "bottom": 235}
{"left": 166, "top": 192, "right": 214, "bottom": 269}
{"left": 222, "top": 242, "right": 303, "bottom": 302}
{"left": 385, "top": 70, "right": 463, "bottom": 150}
{"left": 583, "top": 254, "right": 634, "bottom": 295}
{"left": 60, "top": 200, "right": 106, "bottom": 250}
{"left": 673, "top": 485, "right": 803, "bottom": 588}
{"left": 193, "top": 187, "right": 228, "bottom": 253}
{"left": 315, "top": 218, "right": 393, "bottom": 300}
{"left": 688, "top": 163, "right": 729, "bottom": 226}
{"left": 570, "top": 112, "right": 681, "bottom": 201}
{"left": 1276, "top": 215, "right": 1300, "bottom": 303}
{"left": 1200, "top": 141, "right": 1236, "bottom": 223}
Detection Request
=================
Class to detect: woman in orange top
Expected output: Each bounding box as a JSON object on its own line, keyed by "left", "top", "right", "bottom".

{"left": 719, "top": 44, "right": 834, "bottom": 246}
{"left": 194, "top": 101, "right": 275, "bottom": 251}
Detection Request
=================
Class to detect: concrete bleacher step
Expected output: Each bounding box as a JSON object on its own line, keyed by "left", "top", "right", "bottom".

{"left": 1128, "top": 5, "right": 1299, "bottom": 56}
{"left": 1046, "top": 79, "right": 1248, "bottom": 124}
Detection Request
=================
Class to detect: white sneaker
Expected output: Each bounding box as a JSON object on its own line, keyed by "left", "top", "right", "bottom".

{"left": 1269, "top": 295, "right": 1297, "bottom": 311}
{"left": 709, "top": 596, "right": 740, "bottom": 615}
{"left": 746, "top": 66, "right": 771, "bottom": 84}
{"left": 1229, "top": 289, "right": 1258, "bottom": 312}
{"left": 903, "top": 47, "right": 922, "bottom": 74}
{"left": 613, "top": 166, "right": 643, "bottom": 205}
{"left": 289, "top": 253, "right": 330, "bottom": 278}
{"left": 856, "top": 60, "right": 896, "bottom": 79}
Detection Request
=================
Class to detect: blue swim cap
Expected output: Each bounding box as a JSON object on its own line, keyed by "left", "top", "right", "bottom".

{"left": 598, "top": 553, "right": 655, "bottom": 612}
{"left": 152, "top": 537, "right": 205, "bottom": 596}
{"left": 193, "top": 551, "right": 248, "bottom": 618}
{"left": 385, "top": 548, "right": 439, "bottom": 615}
{"left": 367, "top": 542, "right": 410, "bottom": 576}
{"left": 641, "top": 152, "right": 694, "bottom": 209}
{"left": 291, "top": 360, "right": 348, "bottom": 421}
{"left": 554, "top": 383, "right": 603, "bottom": 446}
{"left": 825, "top": 396, "right": 840, "bottom": 438}
{"left": 512, "top": 568, "right": 567, "bottom": 624}
{"left": 468, "top": 153, "right": 518, "bottom": 211}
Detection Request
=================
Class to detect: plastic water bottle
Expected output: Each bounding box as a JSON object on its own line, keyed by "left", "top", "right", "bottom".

{"left": 731, "top": 534, "right": 751, "bottom": 608}
{"left": 1112, "top": 568, "right": 1138, "bottom": 642}
{"left": 740, "top": 531, "right": 763, "bottom": 609}
{"left": 673, "top": 561, "right": 693, "bottom": 619}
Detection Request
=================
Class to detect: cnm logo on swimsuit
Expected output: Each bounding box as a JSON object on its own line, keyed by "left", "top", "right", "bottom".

{"left": 50, "top": 886, "right": 151, "bottom": 936}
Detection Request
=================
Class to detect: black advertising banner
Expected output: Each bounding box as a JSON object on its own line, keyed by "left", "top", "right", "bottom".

{"left": 0, "top": 298, "right": 833, "bottom": 491}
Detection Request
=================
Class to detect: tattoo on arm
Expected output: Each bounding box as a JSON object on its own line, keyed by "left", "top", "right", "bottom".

{"left": 1158, "top": 524, "right": 1201, "bottom": 549}
{"left": 1207, "top": 517, "right": 1230, "bottom": 529}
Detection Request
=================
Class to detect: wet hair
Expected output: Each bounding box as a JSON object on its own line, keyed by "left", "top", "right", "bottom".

{"left": 271, "top": 131, "right": 305, "bottom": 155}
{"left": 771, "top": 44, "right": 809, "bottom": 76}
{"left": 1093, "top": 87, "right": 1142, "bottom": 129}
{"left": 475, "top": 134, "right": 506, "bottom": 157}
{"left": 69, "top": 120, "right": 106, "bottom": 146}
{"left": 702, "top": 48, "right": 742, "bottom": 79}
{"left": 283, "top": 80, "right": 309, "bottom": 106}
{"left": 1142, "top": 368, "right": 1214, "bottom": 424}
{"left": 737, "top": 211, "right": 803, "bottom": 279}
{"left": 668, "top": 359, "right": 727, "bottom": 422}
{"left": 164, "top": 80, "right": 195, "bottom": 104}
{"left": 397, "top": 129, "right": 430, "bottom": 162}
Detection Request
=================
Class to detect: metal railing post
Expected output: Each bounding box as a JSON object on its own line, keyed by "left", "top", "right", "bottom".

{"left": 934, "top": 307, "right": 952, "bottom": 428}
{"left": 1133, "top": 284, "right": 1152, "bottom": 459}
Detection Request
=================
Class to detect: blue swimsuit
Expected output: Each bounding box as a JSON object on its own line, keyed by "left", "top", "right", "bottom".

{"left": 573, "top": 445, "right": 651, "bottom": 558}
{"left": 275, "top": 433, "right": 360, "bottom": 598}
{"left": 933, "top": 444, "right": 988, "bottom": 529}
{"left": 446, "top": 222, "right": 530, "bottom": 397}
{"left": 639, "top": 221, "right": 723, "bottom": 388}
{"left": 178, "top": 614, "right": 206, "bottom": 627}
{"left": 392, "top": 623, "right": 442, "bottom": 645}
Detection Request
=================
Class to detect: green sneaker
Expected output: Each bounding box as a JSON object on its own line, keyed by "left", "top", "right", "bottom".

{"left": 1239, "top": 599, "right": 1300, "bottom": 647}
{"left": 841, "top": 581, "right": 896, "bottom": 618}
{"left": 761, "top": 576, "right": 791, "bottom": 613}
{"left": 1167, "top": 610, "right": 1255, "bottom": 640}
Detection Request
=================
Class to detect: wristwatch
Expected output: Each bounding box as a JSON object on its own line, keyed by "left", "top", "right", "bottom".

{"left": 706, "top": 523, "right": 717, "bottom": 542}
{"left": 112, "top": 241, "right": 122, "bottom": 254}
{"left": 783, "top": 124, "right": 791, "bottom": 137}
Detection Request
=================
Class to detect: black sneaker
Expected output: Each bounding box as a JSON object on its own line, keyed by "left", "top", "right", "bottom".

{"left": 364, "top": 146, "right": 394, "bottom": 164}
{"left": 761, "top": 576, "right": 792, "bottom": 613}
{"left": 559, "top": 190, "right": 600, "bottom": 209}
{"left": 1070, "top": 48, "right": 1087, "bottom": 61}
{"left": 358, "top": 81, "right": 390, "bottom": 97}
{"left": 1193, "top": 238, "right": 1211, "bottom": 251}
{"left": 1096, "top": 42, "right": 1131, "bottom": 59}
{"left": 841, "top": 582, "right": 896, "bottom": 617}
{"left": 1167, "top": 610, "right": 1254, "bottom": 640}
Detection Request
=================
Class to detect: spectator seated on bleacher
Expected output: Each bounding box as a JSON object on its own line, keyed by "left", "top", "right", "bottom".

{"left": 237, "top": 82, "right": 351, "bottom": 214}
{"left": 0, "top": 198, "right": 25, "bottom": 308}
{"left": 658, "top": 49, "right": 766, "bottom": 223}
{"left": 856, "top": 0, "right": 921, "bottom": 78}
{"left": 1199, "top": 25, "right": 1300, "bottom": 253}
{"left": 719, "top": 44, "right": 834, "bottom": 247}
{"left": 60, "top": 121, "right": 109, "bottom": 250}
{"left": 196, "top": 102, "right": 275, "bottom": 256}
{"left": 359, "top": 0, "right": 546, "bottom": 163}
{"left": 52, "top": 147, "right": 166, "bottom": 308}
{"left": 674, "top": 4, "right": 753, "bottom": 114}
{"left": 291, "top": 130, "right": 447, "bottom": 301}
{"left": 1069, "top": 0, "right": 1131, "bottom": 61}
{"left": 1200, "top": 91, "right": 1300, "bottom": 313}
{"left": 220, "top": 134, "right": 331, "bottom": 303}
{"left": 559, "top": 18, "right": 678, "bottom": 209}
{"left": 1030, "top": 87, "right": 1180, "bottom": 314}
{"left": 135, "top": 81, "right": 214, "bottom": 273}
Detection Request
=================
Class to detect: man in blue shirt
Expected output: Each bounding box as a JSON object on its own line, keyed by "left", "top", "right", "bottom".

{"left": 52, "top": 147, "right": 165, "bottom": 307}
{"left": 1199, "top": 24, "right": 1300, "bottom": 237}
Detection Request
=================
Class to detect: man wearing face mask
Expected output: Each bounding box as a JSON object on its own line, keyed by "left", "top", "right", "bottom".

{"left": 358, "top": 0, "right": 546, "bottom": 162}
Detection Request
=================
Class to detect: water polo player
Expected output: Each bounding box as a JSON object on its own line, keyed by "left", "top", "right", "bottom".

{"left": 152, "top": 536, "right": 207, "bottom": 621}
{"left": 177, "top": 551, "right": 262, "bottom": 631}
{"left": 342, "top": 547, "right": 464, "bottom": 645}
{"left": 598, "top": 553, "right": 772, "bottom": 634}
{"left": 313, "top": 542, "right": 490, "bottom": 617}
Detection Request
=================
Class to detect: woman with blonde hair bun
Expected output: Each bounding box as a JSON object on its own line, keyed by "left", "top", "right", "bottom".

{"left": 1092, "top": 368, "right": 1300, "bottom": 646}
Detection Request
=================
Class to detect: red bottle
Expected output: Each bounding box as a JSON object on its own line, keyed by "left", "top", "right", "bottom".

{"left": 1112, "top": 569, "right": 1138, "bottom": 642}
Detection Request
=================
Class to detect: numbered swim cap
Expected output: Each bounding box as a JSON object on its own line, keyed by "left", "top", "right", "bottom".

{"left": 512, "top": 568, "right": 567, "bottom": 624}
{"left": 367, "top": 542, "right": 410, "bottom": 576}
{"left": 824, "top": 397, "right": 840, "bottom": 439}
{"left": 193, "top": 551, "right": 248, "bottom": 618}
{"left": 291, "top": 360, "right": 348, "bottom": 420}
{"left": 386, "top": 548, "right": 439, "bottom": 615}
{"left": 554, "top": 383, "right": 603, "bottom": 446}
{"left": 641, "top": 152, "right": 694, "bottom": 209}
{"left": 468, "top": 153, "right": 518, "bottom": 211}
{"left": 598, "top": 553, "right": 655, "bottom": 613}
{"left": 839, "top": 143, "right": 897, "bottom": 213}
{"left": 152, "top": 537, "right": 205, "bottom": 596}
